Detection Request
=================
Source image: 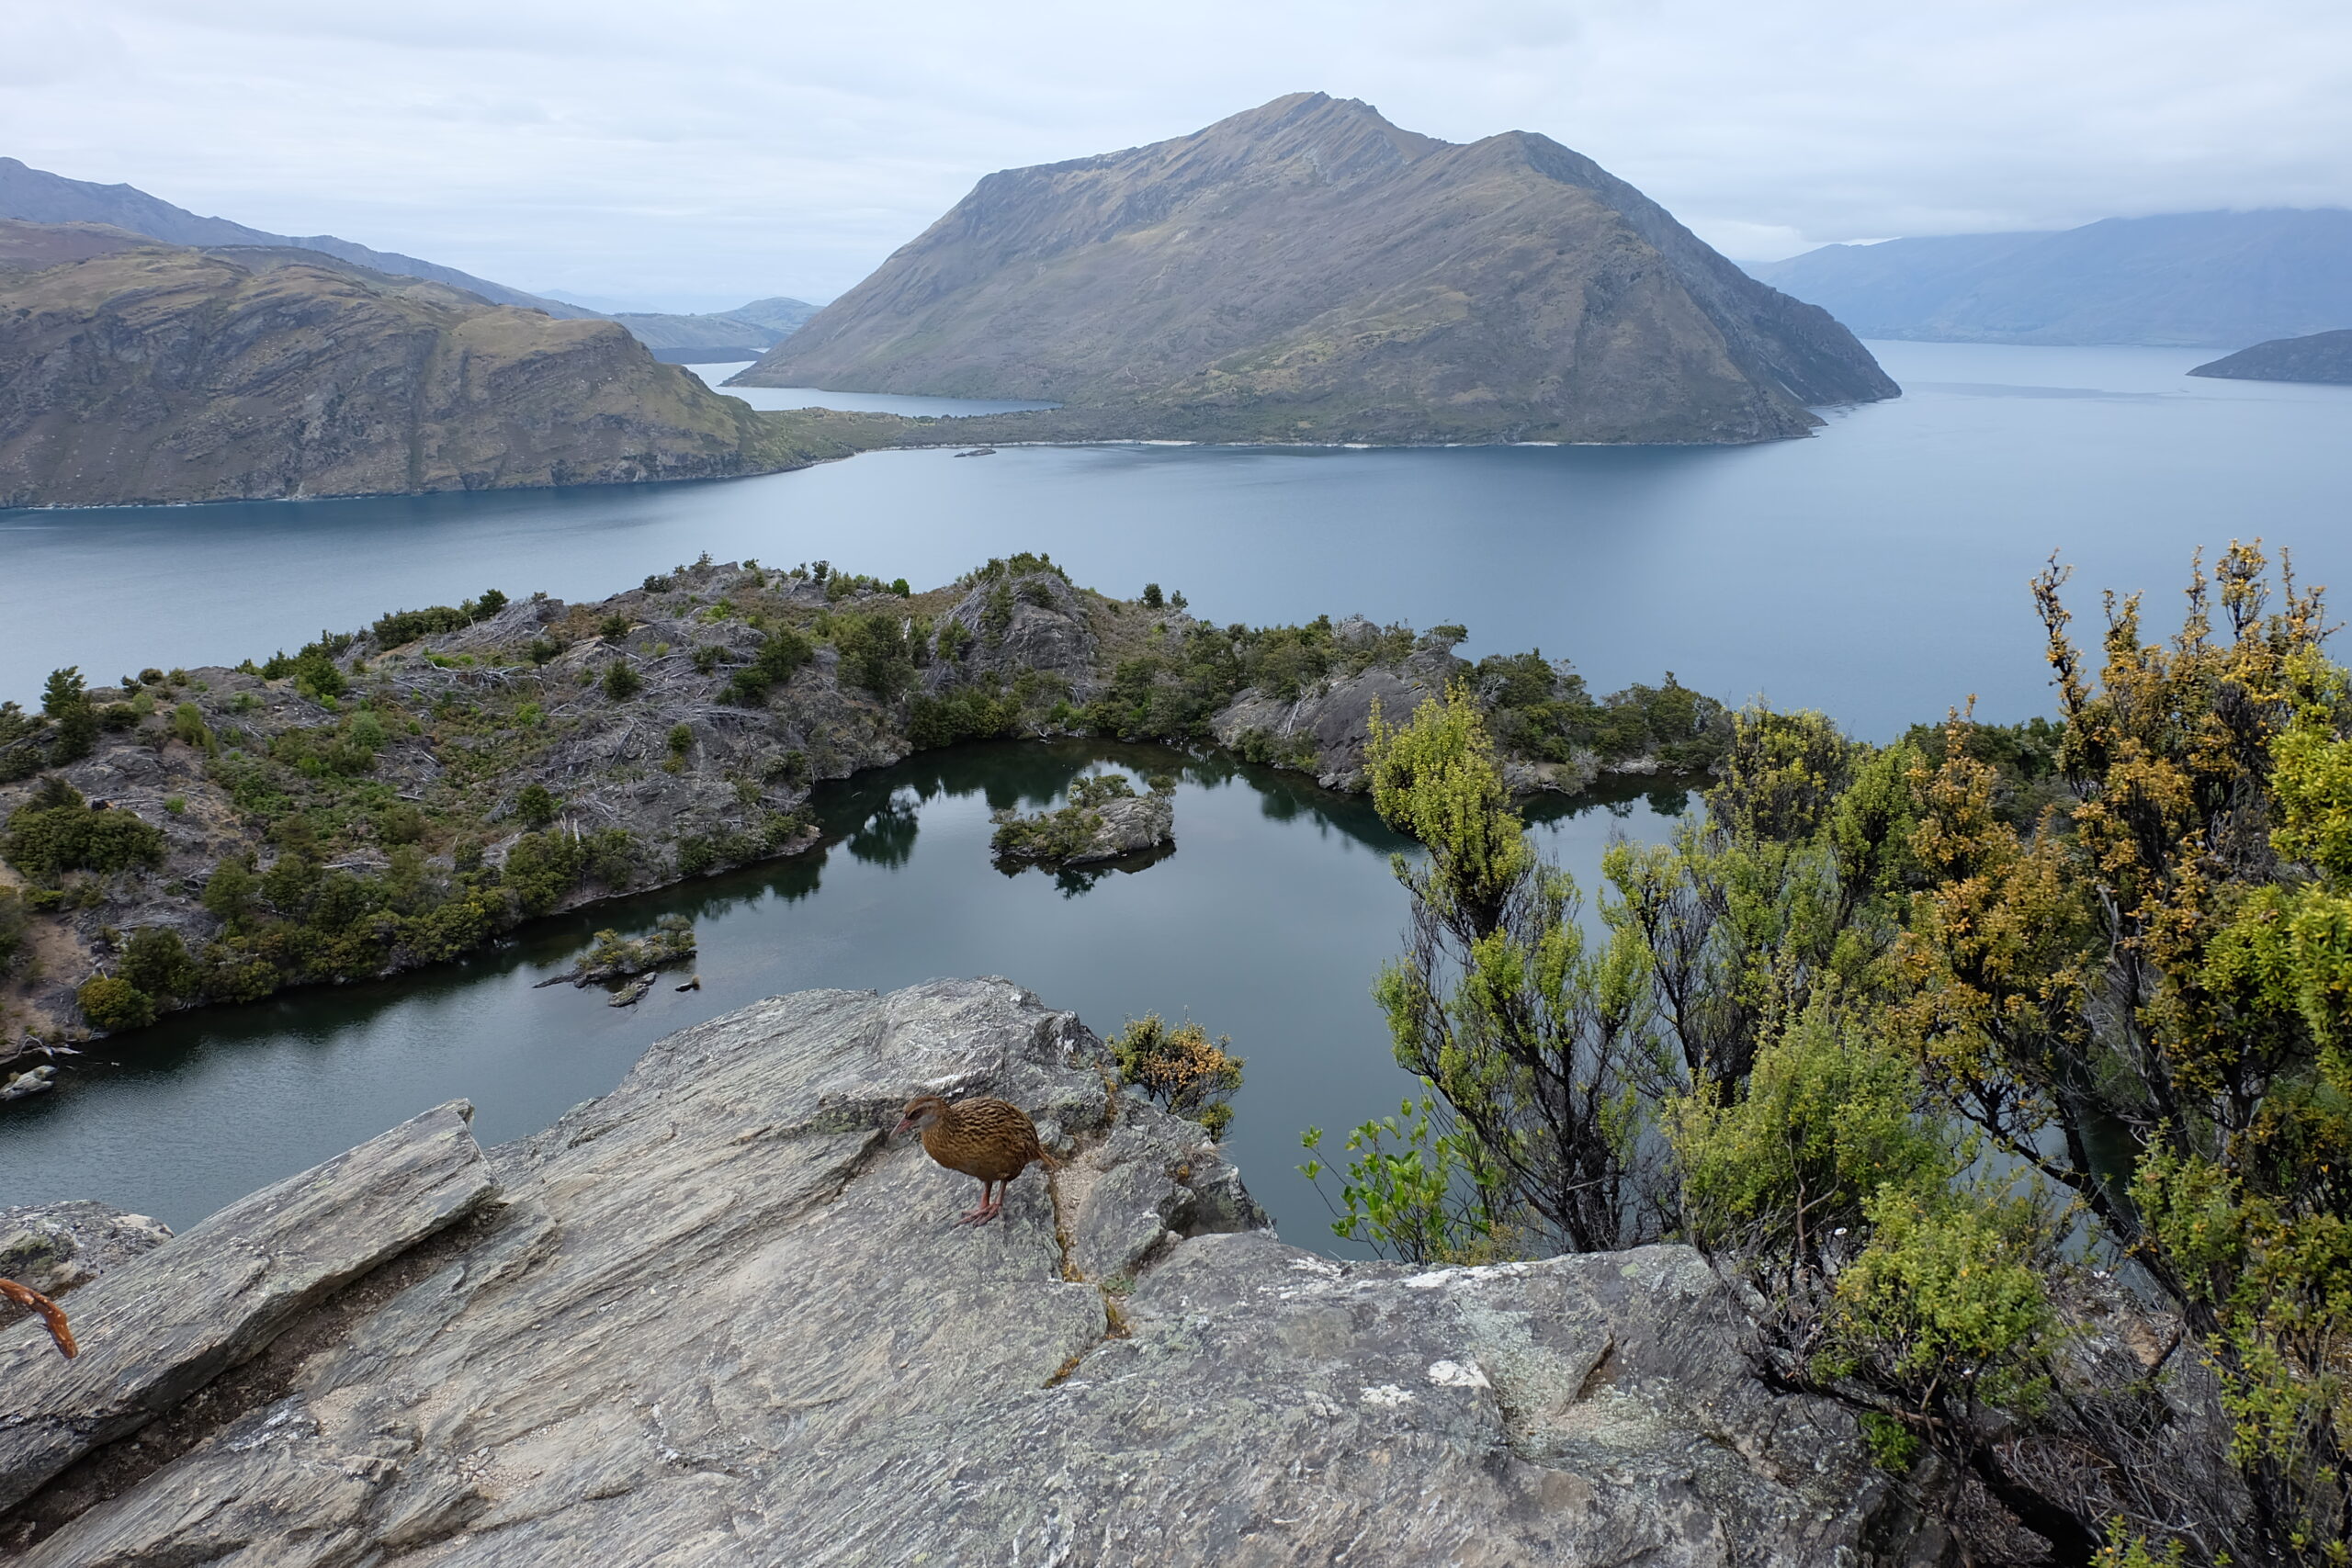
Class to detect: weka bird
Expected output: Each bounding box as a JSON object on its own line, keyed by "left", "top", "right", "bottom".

{"left": 894, "top": 1095, "right": 1055, "bottom": 1225}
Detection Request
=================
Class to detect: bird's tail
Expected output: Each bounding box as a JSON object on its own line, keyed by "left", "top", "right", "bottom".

{"left": 1, "top": 1278, "right": 78, "bottom": 1359}
{"left": 1038, "top": 1148, "right": 1061, "bottom": 1172}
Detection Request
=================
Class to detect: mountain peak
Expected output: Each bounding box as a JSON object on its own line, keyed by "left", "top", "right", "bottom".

{"left": 742, "top": 97, "right": 1894, "bottom": 444}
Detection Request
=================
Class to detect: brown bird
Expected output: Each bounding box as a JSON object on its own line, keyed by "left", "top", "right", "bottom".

{"left": 1, "top": 1278, "right": 78, "bottom": 1359}
{"left": 893, "top": 1095, "right": 1056, "bottom": 1225}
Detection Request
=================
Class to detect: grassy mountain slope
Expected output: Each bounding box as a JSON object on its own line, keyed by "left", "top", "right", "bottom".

{"left": 738, "top": 93, "right": 1894, "bottom": 446}
{"left": 0, "top": 229, "right": 899, "bottom": 507}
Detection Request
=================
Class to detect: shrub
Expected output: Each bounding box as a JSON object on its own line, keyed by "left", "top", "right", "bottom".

{"left": 1141, "top": 583, "right": 1163, "bottom": 609}
{"left": 78, "top": 975, "right": 156, "bottom": 1032}
{"left": 514, "top": 784, "right": 559, "bottom": 829}
{"left": 119, "top": 927, "right": 200, "bottom": 1001}
{"left": 42, "top": 667, "right": 95, "bottom": 762}
{"left": 0, "top": 888, "right": 26, "bottom": 977}
{"left": 836, "top": 613, "right": 917, "bottom": 702}
{"left": 723, "top": 627, "right": 812, "bottom": 705}
{"left": 667, "top": 723, "right": 694, "bottom": 756}
{"left": 598, "top": 614, "right": 631, "bottom": 641}
{"left": 601, "top": 661, "right": 642, "bottom": 701}
{"left": 370, "top": 605, "right": 472, "bottom": 647}
{"left": 3, "top": 782, "right": 168, "bottom": 880}
{"left": 1111, "top": 1013, "right": 1243, "bottom": 1139}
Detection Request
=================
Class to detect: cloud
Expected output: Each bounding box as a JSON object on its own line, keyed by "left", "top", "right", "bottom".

{"left": 3, "top": 0, "right": 2346, "bottom": 306}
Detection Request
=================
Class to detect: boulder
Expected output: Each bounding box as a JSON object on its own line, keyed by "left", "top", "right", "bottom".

{"left": 0, "top": 1202, "right": 173, "bottom": 1302}
{"left": 0, "top": 1102, "right": 497, "bottom": 1512}
{"left": 0, "top": 982, "right": 1912, "bottom": 1563}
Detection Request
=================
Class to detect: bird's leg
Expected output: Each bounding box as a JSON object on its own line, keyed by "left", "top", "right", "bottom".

{"left": 959, "top": 1181, "right": 995, "bottom": 1225}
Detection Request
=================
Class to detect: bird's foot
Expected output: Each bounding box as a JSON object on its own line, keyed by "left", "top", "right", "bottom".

{"left": 957, "top": 1203, "right": 994, "bottom": 1225}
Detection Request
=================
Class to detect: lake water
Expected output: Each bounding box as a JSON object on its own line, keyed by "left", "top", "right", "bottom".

{"left": 0, "top": 742, "right": 1689, "bottom": 1247}
{"left": 1, "top": 339, "right": 2346, "bottom": 1237}
{"left": 5, "top": 342, "right": 2346, "bottom": 739}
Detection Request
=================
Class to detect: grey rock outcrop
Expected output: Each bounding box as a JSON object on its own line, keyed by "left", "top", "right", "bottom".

{"left": 1068, "top": 791, "right": 1173, "bottom": 862}
{"left": 926, "top": 568, "right": 1104, "bottom": 704}
{"left": 0, "top": 1203, "right": 173, "bottom": 1302}
{"left": 0, "top": 979, "right": 1912, "bottom": 1563}
{"left": 0, "top": 1102, "right": 494, "bottom": 1512}
{"left": 1211, "top": 639, "right": 1466, "bottom": 791}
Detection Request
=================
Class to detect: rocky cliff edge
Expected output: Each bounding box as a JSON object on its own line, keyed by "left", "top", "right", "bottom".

{"left": 0, "top": 978, "right": 1918, "bottom": 1564}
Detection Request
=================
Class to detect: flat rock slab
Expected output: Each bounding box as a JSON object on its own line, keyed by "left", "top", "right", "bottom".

{"left": 0, "top": 1101, "right": 497, "bottom": 1511}
{"left": 6, "top": 982, "right": 1902, "bottom": 1564}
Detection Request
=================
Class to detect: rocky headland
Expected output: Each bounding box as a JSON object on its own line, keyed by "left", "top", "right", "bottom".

{"left": 739, "top": 93, "right": 1897, "bottom": 446}
{"left": 0, "top": 978, "right": 1921, "bottom": 1563}
{"left": 2188, "top": 327, "right": 2352, "bottom": 385}
{"left": 0, "top": 557, "right": 1724, "bottom": 1045}
{"left": 0, "top": 222, "right": 897, "bottom": 508}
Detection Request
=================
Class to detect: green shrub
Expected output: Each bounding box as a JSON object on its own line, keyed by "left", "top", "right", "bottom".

{"left": 1141, "top": 583, "right": 1163, "bottom": 609}
{"left": 119, "top": 927, "right": 200, "bottom": 1001}
{"left": 601, "top": 661, "right": 642, "bottom": 701}
{"left": 1111, "top": 1013, "right": 1243, "bottom": 1139}
{"left": 723, "top": 626, "right": 813, "bottom": 705}
{"left": 598, "top": 614, "right": 631, "bottom": 641}
{"left": 78, "top": 975, "right": 156, "bottom": 1032}
{"left": 667, "top": 724, "right": 694, "bottom": 756}
{"left": 370, "top": 605, "right": 472, "bottom": 647}
{"left": 836, "top": 612, "right": 917, "bottom": 702}
{"left": 514, "top": 784, "right": 559, "bottom": 829}
{"left": 0, "top": 888, "right": 26, "bottom": 977}
{"left": 3, "top": 781, "right": 168, "bottom": 879}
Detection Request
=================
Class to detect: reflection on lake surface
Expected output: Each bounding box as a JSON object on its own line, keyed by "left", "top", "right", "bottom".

{"left": 0, "top": 742, "right": 1686, "bottom": 1246}
{"left": 6, "top": 343, "right": 2346, "bottom": 737}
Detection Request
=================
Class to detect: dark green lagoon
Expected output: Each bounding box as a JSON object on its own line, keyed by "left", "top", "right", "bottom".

{"left": 0, "top": 742, "right": 1686, "bottom": 1248}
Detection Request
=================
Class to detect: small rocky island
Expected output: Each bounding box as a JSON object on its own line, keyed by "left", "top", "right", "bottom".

{"left": 0, "top": 980, "right": 1906, "bottom": 1562}
{"left": 989, "top": 772, "right": 1174, "bottom": 867}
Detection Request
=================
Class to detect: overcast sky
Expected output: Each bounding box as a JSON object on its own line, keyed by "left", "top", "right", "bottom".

{"left": 6, "top": 1, "right": 2347, "bottom": 312}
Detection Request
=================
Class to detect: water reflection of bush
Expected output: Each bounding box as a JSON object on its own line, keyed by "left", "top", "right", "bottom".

{"left": 804, "top": 739, "right": 1695, "bottom": 889}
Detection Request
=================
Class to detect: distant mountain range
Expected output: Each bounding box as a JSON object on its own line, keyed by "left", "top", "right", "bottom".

{"left": 2189, "top": 329, "right": 2352, "bottom": 385}
{"left": 0, "top": 219, "right": 886, "bottom": 507}
{"left": 1748, "top": 209, "right": 2352, "bottom": 347}
{"left": 0, "top": 156, "right": 813, "bottom": 362}
{"left": 741, "top": 93, "right": 1896, "bottom": 445}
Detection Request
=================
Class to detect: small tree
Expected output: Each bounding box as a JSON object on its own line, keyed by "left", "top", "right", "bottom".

{"left": 601, "top": 661, "right": 642, "bottom": 702}
{"left": 1110, "top": 1013, "right": 1244, "bottom": 1139}
{"left": 1367, "top": 687, "right": 1659, "bottom": 1254}
{"left": 514, "top": 784, "right": 559, "bottom": 829}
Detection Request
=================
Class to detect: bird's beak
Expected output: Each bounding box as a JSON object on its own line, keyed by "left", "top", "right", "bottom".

{"left": 890, "top": 1115, "right": 915, "bottom": 1137}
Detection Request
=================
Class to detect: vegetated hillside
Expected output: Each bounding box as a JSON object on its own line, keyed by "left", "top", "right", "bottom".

{"left": 739, "top": 92, "right": 1895, "bottom": 445}
{"left": 0, "top": 226, "right": 899, "bottom": 506}
{"left": 0, "top": 156, "right": 817, "bottom": 361}
{"left": 608, "top": 297, "right": 819, "bottom": 362}
{"left": 0, "top": 555, "right": 1724, "bottom": 1041}
{"left": 1749, "top": 209, "right": 2352, "bottom": 346}
{"left": 2188, "top": 327, "right": 2352, "bottom": 384}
